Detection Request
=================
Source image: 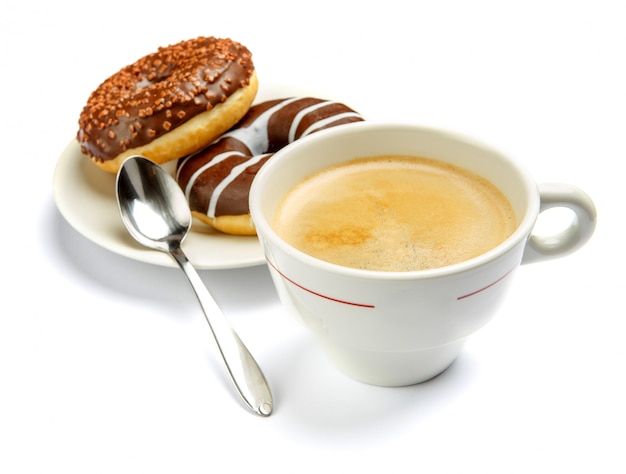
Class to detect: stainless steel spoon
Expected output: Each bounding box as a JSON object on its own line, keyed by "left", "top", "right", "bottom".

{"left": 115, "top": 155, "right": 273, "bottom": 416}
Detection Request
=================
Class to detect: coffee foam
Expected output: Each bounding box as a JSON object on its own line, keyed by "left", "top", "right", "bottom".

{"left": 273, "top": 156, "right": 516, "bottom": 271}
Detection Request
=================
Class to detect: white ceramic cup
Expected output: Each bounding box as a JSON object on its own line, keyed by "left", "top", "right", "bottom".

{"left": 249, "top": 123, "right": 597, "bottom": 386}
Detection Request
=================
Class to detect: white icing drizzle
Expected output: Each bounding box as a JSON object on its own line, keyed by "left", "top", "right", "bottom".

{"left": 175, "top": 149, "right": 200, "bottom": 180}
{"left": 182, "top": 150, "right": 247, "bottom": 202}
{"left": 218, "top": 97, "right": 301, "bottom": 155}
{"left": 299, "top": 111, "right": 363, "bottom": 138}
{"left": 288, "top": 100, "right": 334, "bottom": 142}
{"left": 207, "top": 153, "right": 271, "bottom": 218}
{"left": 182, "top": 98, "right": 362, "bottom": 219}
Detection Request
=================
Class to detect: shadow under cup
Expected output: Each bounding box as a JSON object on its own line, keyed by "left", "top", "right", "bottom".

{"left": 249, "top": 122, "right": 595, "bottom": 386}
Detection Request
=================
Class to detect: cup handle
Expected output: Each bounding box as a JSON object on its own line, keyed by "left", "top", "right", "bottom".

{"left": 522, "top": 183, "right": 597, "bottom": 264}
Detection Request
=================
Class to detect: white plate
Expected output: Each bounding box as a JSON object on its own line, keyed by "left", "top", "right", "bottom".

{"left": 53, "top": 83, "right": 324, "bottom": 269}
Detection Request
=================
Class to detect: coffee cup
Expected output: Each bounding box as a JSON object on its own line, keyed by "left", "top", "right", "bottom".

{"left": 249, "top": 122, "right": 596, "bottom": 386}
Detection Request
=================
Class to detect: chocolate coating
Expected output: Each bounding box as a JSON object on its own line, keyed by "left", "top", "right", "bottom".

{"left": 77, "top": 36, "right": 254, "bottom": 162}
{"left": 176, "top": 97, "right": 364, "bottom": 219}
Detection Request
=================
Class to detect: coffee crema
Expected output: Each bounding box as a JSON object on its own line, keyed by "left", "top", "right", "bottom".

{"left": 272, "top": 155, "right": 516, "bottom": 272}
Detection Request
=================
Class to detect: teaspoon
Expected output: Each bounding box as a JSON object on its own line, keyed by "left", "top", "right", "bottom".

{"left": 115, "top": 155, "right": 273, "bottom": 416}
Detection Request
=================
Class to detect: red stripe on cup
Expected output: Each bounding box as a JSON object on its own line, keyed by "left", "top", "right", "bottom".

{"left": 266, "top": 259, "right": 375, "bottom": 308}
{"left": 457, "top": 267, "right": 516, "bottom": 300}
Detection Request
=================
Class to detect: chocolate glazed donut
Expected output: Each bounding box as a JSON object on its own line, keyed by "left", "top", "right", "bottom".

{"left": 77, "top": 36, "right": 257, "bottom": 173}
{"left": 175, "top": 97, "right": 364, "bottom": 235}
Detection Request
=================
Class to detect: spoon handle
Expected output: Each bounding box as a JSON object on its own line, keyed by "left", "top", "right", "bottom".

{"left": 169, "top": 247, "right": 273, "bottom": 417}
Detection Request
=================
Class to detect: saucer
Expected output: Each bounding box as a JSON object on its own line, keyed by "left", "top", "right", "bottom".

{"left": 53, "top": 83, "right": 326, "bottom": 269}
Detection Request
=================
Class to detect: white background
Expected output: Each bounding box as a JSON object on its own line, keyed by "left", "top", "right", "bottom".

{"left": 1, "top": 1, "right": 624, "bottom": 472}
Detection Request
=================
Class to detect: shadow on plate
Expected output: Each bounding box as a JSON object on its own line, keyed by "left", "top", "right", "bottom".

{"left": 46, "top": 199, "right": 278, "bottom": 314}
{"left": 265, "top": 331, "right": 479, "bottom": 442}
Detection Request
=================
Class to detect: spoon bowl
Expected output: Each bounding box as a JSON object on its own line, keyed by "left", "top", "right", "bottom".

{"left": 116, "top": 158, "right": 191, "bottom": 252}
{"left": 116, "top": 156, "right": 273, "bottom": 416}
